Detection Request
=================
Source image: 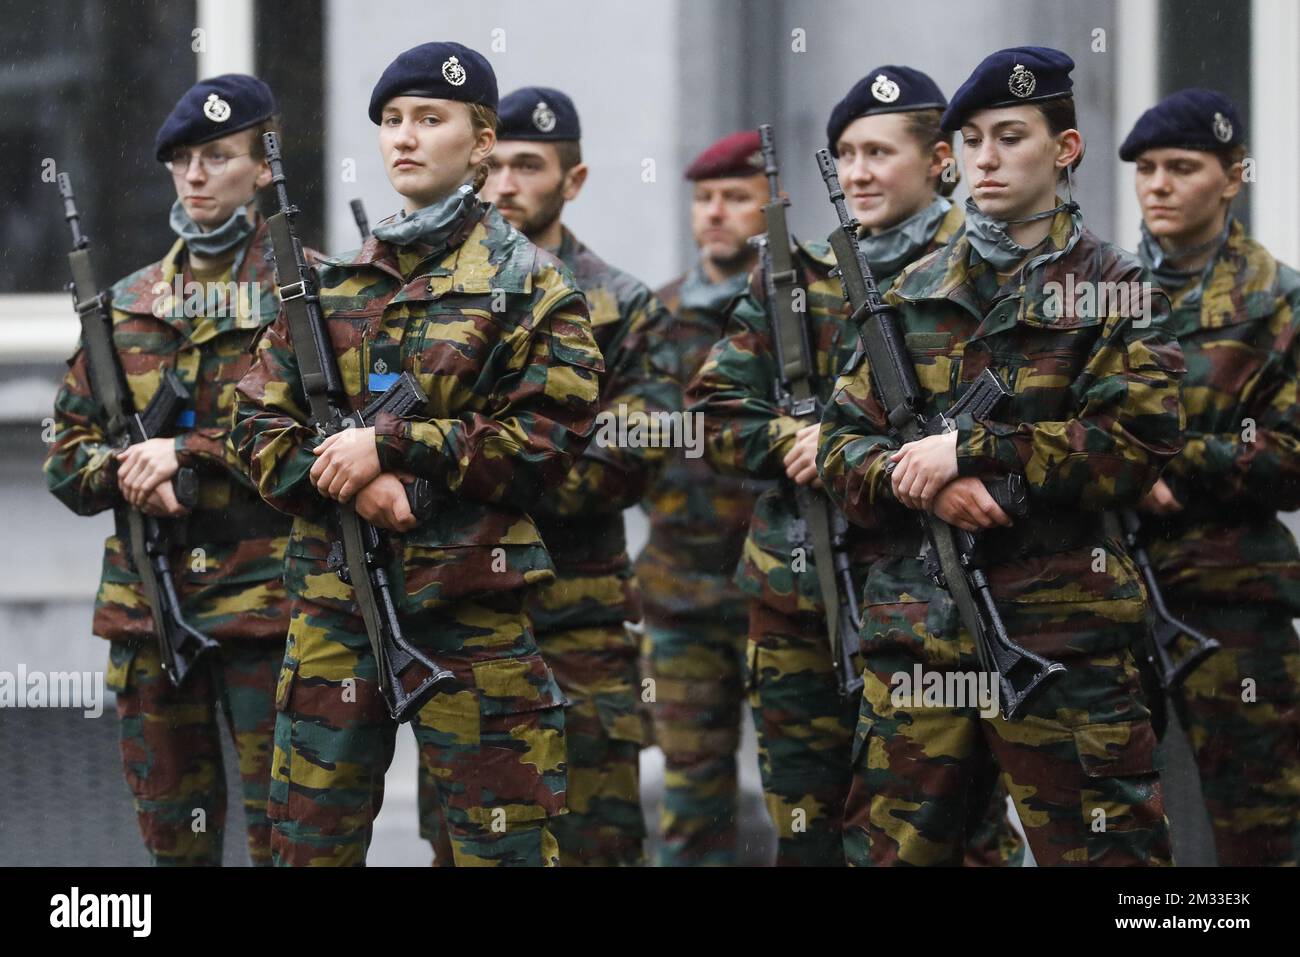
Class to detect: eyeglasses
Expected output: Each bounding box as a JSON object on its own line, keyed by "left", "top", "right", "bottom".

{"left": 163, "top": 149, "right": 250, "bottom": 175}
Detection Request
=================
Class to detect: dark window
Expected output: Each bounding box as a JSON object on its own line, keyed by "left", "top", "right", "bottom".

{"left": 0, "top": 0, "right": 198, "bottom": 293}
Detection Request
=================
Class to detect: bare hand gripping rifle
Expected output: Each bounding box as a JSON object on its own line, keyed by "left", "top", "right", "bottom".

{"left": 815, "top": 148, "right": 1065, "bottom": 719}
{"left": 58, "top": 172, "right": 216, "bottom": 687}
{"left": 752, "top": 124, "right": 864, "bottom": 696}
{"left": 261, "top": 132, "right": 458, "bottom": 722}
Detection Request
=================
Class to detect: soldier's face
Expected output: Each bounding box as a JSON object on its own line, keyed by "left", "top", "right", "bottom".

{"left": 960, "top": 107, "right": 1080, "bottom": 220}
{"left": 480, "top": 141, "right": 585, "bottom": 240}
{"left": 690, "top": 175, "right": 766, "bottom": 267}
{"left": 168, "top": 129, "right": 271, "bottom": 228}
{"left": 1135, "top": 148, "right": 1241, "bottom": 246}
{"left": 379, "top": 97, "right": 495, "bottom": 211}
{"left": 835, "top": 113, "right": 948, "bottom": 233}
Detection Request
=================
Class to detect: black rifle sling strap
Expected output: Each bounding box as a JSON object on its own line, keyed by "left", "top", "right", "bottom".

{"left": 767, "top": 207, "right": 844, "bottom": 660}
{"left": 265, "top": 210, "right": 392, "bottom": 686}
{"left": 826, "top": 226, "right": 994, "bottom": 675}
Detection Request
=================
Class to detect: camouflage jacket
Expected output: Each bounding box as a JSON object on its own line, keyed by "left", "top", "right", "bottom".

{"left": 44, "top": 218, "right": 293, "bottom": 641}
{"left": 686, "top": 204, "right": 962, "bottom": 618}
{"left": 1143, "top": 220, "right": 1300, "bottom": 611}
{"left": 231, "top": 200, "right": 603, "bottom": 616}
{"left": 634, "top": 265, "right": 767, "bottom": 621}
{"left": 818, "top": 211, "right": 1187, "bottom": 658}
{"left": 526, "top": 227, "right": 680, "bottom": 633}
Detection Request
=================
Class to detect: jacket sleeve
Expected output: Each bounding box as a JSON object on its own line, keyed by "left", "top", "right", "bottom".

{"left": 371, "top": 276, "right": 604, "bottom": 514}
{"left": 533, "top": 289, "right": 681, "bottom": 519}
{"left": 43, "top": 343, "right": 123, "bottom": 516}
{"left": 952, "top": 290, "right": 1187, "bottom": 510}
{"left": 230, "top": 312, "right": 330, "bottom": 520}
{"left": 685, "top": 280, "right": 802, "bottom": 479}
{"left": 816, "top": 346, "right": 912, "bottom": 530}
{"left": 1158, "top": 282, "right": 1300, "bottom": 510}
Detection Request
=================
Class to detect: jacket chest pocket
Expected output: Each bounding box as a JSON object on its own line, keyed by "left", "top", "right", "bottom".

{"left": 982, "top": 323, "right": 1101, "bottom": 418}
{"left": 902, "top": 331, "right": 957, "bottom": 401}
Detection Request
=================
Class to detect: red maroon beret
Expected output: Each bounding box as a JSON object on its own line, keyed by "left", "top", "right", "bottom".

{"left": 684, "top": 130, "right": 764, "bottom": 181}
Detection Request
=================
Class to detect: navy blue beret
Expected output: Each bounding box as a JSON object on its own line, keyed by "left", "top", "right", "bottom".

{"left": 368, "top": 42, "right": 497, "bottom": 124}
{"left": 826, "top": 66, "right": 948, "bottom": 151}
{"left": 154, "top": 74, "right": 277, "bottom": 161}
{"left": 941, "top": 46, "right": 1075, "bottom": 132}
{"left": 1119, "top": 88, "right": 1243, "bottom": 161}
{"left": 497, "top": 87, "right": 581, "bottom": 141}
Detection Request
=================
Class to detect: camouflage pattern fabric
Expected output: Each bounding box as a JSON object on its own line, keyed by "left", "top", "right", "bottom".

{"left": 107, "top": 637, "right": 280, "bottom": 865}
{"left": 44, "top": 220, "right": 293, "bottom": 642}
{"left": 686, "top": 237, "right": 864, "bottom": 865}
{"left": 522, "top": 227, "right": 678, "bottom": 866}
{"left": 231, "top": 200, "right": 603, "bottom": 866}
{"left": 1140, "top": 220, "right": 1300, "bottom": 865}
{"left": 636, "top": 266, "right": 764, "bottom": 866}
{"left": 819, "top": 209, "right": 1187, "bottom": 866}
{"left": 44, "top": 222, "right": 293, "bottom": 865}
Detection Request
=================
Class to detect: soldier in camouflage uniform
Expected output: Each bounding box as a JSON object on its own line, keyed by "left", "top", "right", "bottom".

{"left": 471, "top": 87, "right": 679, "bottom": 866}
{"left": 818, "top": 48, "right": 1185, "bottom": 866}
{"left": 636, "top": 131, "right": 769, "bottom": 866}
{"left": 688, "top": 69, "right": 1022, "bottom": 866}
{"left": 231, "top": 44, "right": 603, "bottom": 867}
{"left": 44, "top": 75, "right": 291, "bottom": 866}
{"left": 1122, "top": 89, "right": 1300, "bottom": 865}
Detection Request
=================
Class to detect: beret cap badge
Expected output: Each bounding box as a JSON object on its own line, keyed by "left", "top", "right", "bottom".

{"left": 870, "top": 74, "right": 900, "bottom": 103}
{"left": 1212, "top": 111, "right": 1233, "bottom": 143}
{"left": 532, "top": 101, "right": 557, "bottom": 133}
{"left": 203, "top": 93, "right": 232, "bottom": 123}
{"left": 1008, "top": 63, "right": 1036, "bottom": 98}
{"left": 441, "top": 56, "right": 467, "bottom": 86}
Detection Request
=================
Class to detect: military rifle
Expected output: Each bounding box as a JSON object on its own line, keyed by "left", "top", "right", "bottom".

{"left": 262, "top": 132, "right": 458, "bottom": 723}
{"left": 58, "top": 172, "right": 216, "bottom": 687}
{"left": 815, "top": 148, "right": 1065, "bottom": 719}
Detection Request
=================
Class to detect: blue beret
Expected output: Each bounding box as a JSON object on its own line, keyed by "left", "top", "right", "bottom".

{"left": 941, "top": 46, "right": 1075, "bottom": 132}
{"left": 826, "top": 66, "right": 947, "bottom": 151}
{"left": 497, "top": 87, "right": 581, "bottom": 141}
{"left": 1119, "top": 88, "right": 1243, "bottom": 161}
{"left": 154, "top": 74, "right": 277, "bottom": 161}
{"left": 368, "top": 42, "right": 497, "bottom": 124}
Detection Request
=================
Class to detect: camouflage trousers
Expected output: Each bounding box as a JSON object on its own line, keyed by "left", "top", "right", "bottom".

{"left": 270, "top": 588, "right": 567, "bottom": 867}
{"left": 416, "top": 618, "right": 647, "bottom": 867}
{"left": 107, "top": 636, "right": 280, "bottom": 866}
{"left": 535, "top": 622, "right": 646, "bottom": 866}
{"left": 746, "top": 602, "right": 860, "bottom": 865}
{"left": 847, "top": 639, "right": 1172, "bottom": 866}
{"left": 748, "top": 603, "right": 1022, "bottom": 866}
{"left": 642, "top": 610, "right": 748, "bottom": 866}
{"left": 1168, "top": 602, "right": 1300, "bottom": 865}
